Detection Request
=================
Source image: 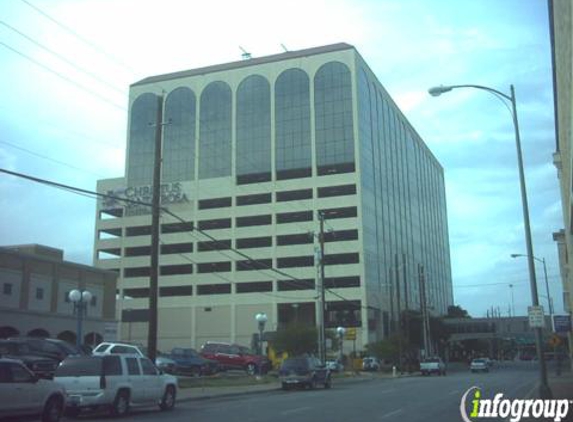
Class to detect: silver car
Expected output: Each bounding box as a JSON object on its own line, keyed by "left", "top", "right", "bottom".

{"left": 0, "top": 358, "right": 65, "bottom": 422}
{"left": 470, "top": 358, "right": 489, "bottom": 373}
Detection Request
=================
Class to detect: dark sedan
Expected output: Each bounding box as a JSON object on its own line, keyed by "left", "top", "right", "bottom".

{"left": 0, "top": 340, "right": 59, "bottom": 378}
{"left": 169, "top": 348, "right": 218, "bottom": 376}
{"left": 279, "top": 356, "right": 331, "bottom": 390}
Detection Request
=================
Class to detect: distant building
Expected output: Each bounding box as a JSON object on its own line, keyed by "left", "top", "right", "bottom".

{"left": 94, "top": 43, "right": 452, "bottom": 351}
{"left": 549, "top": 0, "right": 573, "bottom": 364}
{"left": 444, "top": 316, "right": 552, "bottom": 361}
{"left": 0, "top": 244, "right": 117, "bottom": 344}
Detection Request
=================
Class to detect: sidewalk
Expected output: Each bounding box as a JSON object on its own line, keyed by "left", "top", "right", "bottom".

{"left": 521, "top": 369, "right": 573, "bottom": 422}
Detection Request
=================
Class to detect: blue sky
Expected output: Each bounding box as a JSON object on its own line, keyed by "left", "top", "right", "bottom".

{"left": 0, "top": 0, "right": 562, "bottom": 318}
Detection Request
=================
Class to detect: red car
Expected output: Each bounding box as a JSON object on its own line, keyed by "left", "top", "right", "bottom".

{"left": 200, "top": 342, "right": 271, "bottom": 375}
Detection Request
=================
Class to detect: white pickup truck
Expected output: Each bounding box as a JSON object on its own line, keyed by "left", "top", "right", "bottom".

{"left": 420, "top": 357, "right": 446, "bottom": 376}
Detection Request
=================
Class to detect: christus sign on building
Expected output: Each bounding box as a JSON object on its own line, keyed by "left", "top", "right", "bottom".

{"left": 101, "top": 182, "right": 190, "bottom": 215}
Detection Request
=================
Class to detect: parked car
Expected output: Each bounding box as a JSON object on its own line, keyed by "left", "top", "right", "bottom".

{"left": 7, "top": 337, "right": 84, "bottom": 362}
{"left": 155, "top": 355, "right": 179, "bottom": 374}
{"left": 0, "top": 358, "right": 65, "bottom": 422}
{"left": 200, "top": 342, "right": 271, "bottom": 375}
{"left": 92, "top": 342, "right": 178, "bottom": 374}
{"left": 169, "top": 348, "right": 218, "bottom": 376}
{"left": 279, "top": 356, "right": 332, "bottom": 390}
{"left": 54, "top": 354, "right": 177, "bottom": 417}
{"left": 420, "top": 357, "right": 446, "bottom": 376}
{"left": 470, "top": 358, "right": 490, "bottom": 373}
{"left": 362, "top": 356, "right": 381, "bottom": 371}
{"left": 0, "top": 339, "right": 59, "bottom": 379}
{"left": 325, "top": 359, "right": 344, "bottom": 372}
{"left": 92, "top": 341, "right": 144, "bottom": 356}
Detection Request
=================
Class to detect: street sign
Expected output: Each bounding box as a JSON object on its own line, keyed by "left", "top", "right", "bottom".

{"left": 345, "top": 327, "right": 356, "bottom": 340}
{"left": 552, "top": 315, "right": 572, "bottom": 333}
{"left": 528, "top": 306, "right": 545, "bottom": 328}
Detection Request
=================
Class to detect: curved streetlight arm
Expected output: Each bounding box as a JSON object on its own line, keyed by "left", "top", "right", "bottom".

{"left": 428, "top": 84, "right": 511, "bottom": 101}
{"left": 429, "top": 81, "right": 550, "bottom": 398}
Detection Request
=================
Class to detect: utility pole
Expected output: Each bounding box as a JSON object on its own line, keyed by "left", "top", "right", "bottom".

{"left": 148, "top": 93, "right": 167, "bottom": 363}
{"left": 317, "top": 211, "right": 327, "bottom": 363}
{"left": 395, "top": 254, "right": 403, "bottom": 371}
{"left": 419, "top": 264, "right": 431, "bottom": 358}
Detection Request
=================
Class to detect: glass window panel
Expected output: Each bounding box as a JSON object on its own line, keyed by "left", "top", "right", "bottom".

{"left": 163, "top": 87, "right": 196, "bottom": 182}
{"left": 236, "top": 75, "right": 271, "bottom": 180}
{"left": 314, "top": 62, "right": 355, "bottom": 175}
{"left": 199, "top": 82, "right": 232, "bottom": 179}
{"left": 127, "top": 93, "right": 159, "bottom": 187}
{"left": 275, "top": 69, "right": 311, "bottom": 177}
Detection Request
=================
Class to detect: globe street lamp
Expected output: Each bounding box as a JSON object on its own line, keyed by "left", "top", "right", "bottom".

{"left": 337, "top": 326, "right": 346, "bottom": 366}
{"left": 511, "top": 254, "right": 554, "bottom": 316}
{"left": 69, "top": 289, "right": 92, "bottom": 348}
{"left": 255, "top": 313, "right": 268, "bottom": 356}
{"left": 428, "top": 83, "right": 552, "bottom": 399}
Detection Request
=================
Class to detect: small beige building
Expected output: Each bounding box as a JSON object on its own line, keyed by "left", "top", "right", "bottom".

{"left": 0, "top": 244, "right": 117, "bottom": 345}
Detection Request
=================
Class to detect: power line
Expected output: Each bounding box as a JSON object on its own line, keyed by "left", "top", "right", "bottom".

{"left": 0, "top": 41, "right": 126, "bottom": 111}
{"left": 19, "top": 0, "right": 137, "bottom": 75}
{"left": 0, "top": 140, "right": 106, "bottom": 177}
{"left": 0, "top": 20, "right": 125, "bottom": 94}
{"left": 1, "top": 167, "right": 359, "bottom": 306}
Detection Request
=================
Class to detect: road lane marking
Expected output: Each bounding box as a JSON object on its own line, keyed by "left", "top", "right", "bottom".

{"left": 380, "top": 409, "right": 403, "bottom": 419}
{"left": 379, "top": 389, "right": 395, "bottom": 394}
{"left": 281, "top": 406, "right": 311, "bottom": 416}
{"left": 449, "top": 390, "right": 460, "bottom": 395}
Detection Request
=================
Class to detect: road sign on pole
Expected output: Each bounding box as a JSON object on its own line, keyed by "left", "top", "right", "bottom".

{"left": 345, "top": 327, "right": 356, "bottom": 341}
{"left": 528, "top": 306, "right": 545, "bottom": 328}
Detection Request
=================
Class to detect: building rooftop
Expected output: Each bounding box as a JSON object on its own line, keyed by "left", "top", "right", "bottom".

{"left": 131, "top": 43, "right": 355, "bottom": 87}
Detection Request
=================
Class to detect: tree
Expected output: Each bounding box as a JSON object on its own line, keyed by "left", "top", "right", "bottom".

{"left": 446, "top": 305, "right": 471, "bottom": 318}
{"left": 365, "top": 334, "right": 405, "bottom": 362}
{"left": 272, "top": 324, "right": 317, "bottom": 356}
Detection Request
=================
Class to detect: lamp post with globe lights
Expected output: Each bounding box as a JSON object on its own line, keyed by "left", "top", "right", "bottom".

{"left": 428, "top": 83, "right": 551, "bottom": 399}
{"left": 337, "top": 326, "right": 346, "bottom": 366}
{"left": 69, "top": 289, "right": 92, "bottom": 348}
{"left": 255, "top": 313, "right": 268, "bottom": 356}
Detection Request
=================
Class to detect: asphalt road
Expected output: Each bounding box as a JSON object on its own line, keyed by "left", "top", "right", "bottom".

{"left": 75, "top": 362, "right": 542, "bottom": 422}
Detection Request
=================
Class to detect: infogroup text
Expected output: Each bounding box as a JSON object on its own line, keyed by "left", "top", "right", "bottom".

{"left": 460, "top": 386, "right": 571, "bottom": 422}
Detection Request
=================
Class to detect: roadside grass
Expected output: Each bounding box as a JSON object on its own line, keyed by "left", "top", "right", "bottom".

{"left": 178, "top": 373, "right": 278, "bottom": 389}
{"left": 178, "top": 369, "right": 384, "bottom": 389}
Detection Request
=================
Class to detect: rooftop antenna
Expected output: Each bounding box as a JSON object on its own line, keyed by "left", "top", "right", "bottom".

{"left": 239, "top": 46, "right": 252, "bottom": 60}
{"left": 280, "top": 43, "right": 289, "bottom": 52}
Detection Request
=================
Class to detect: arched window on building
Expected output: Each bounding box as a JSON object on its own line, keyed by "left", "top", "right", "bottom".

{"left": 163, "top": 87, "right": 196, "bottom": 182}
{"left": 275, "top": 68, "right": 311, "bottom": 180}
{"left": 199, "top": 81, "right": 232, "bottom": 179}
{"left": 127, "top": 93, "right": 160, "bottom": 187}
{"left": 314, "top": 61, "right": 355, "bottom": 175}
{"left": 236, "top": 75, "right": 271, "bottom": 184}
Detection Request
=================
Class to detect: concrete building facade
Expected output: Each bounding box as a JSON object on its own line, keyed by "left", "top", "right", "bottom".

{"left": 94, "top": 43, "right": 452, "bottom": 352}
{"left": 0, "top": 244, "right": 117, "bottom": 344}
{"left": 550, "top": 0, "right": 573, "bottom": 361}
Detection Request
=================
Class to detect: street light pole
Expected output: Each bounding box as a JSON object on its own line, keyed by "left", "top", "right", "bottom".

{"left": 69, "top": 289, "right": 92, "bottom": 348}
{"left": 337, "top": 326, "right": 346, "bottom": 365}
{"left": 429, "top": 83, "right": 552, "bottom": 399}
{"left": 255, "top": 313, "right": 268, "bottom": 356}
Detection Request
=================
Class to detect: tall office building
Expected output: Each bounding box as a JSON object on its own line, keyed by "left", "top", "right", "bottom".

{"left": 94, "top": 43, "right": 453, "bottom": 351}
